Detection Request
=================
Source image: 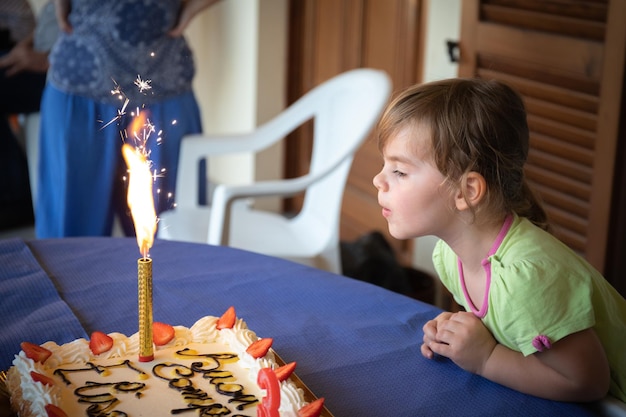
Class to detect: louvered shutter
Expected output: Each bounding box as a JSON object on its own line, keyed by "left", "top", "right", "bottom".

{"left": 459, "top": 0, "right": 626, "bottom": 271}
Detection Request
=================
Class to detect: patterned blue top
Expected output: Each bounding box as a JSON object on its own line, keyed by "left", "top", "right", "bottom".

{"left": 48, "top": 0, "right": 195, "bottom": 105}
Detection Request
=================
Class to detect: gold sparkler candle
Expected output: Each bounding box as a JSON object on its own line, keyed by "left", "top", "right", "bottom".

{"left": 122, "top": 130, "right": 158, "bottom": 363}
{"left": 137, "top": 257, "right": 154, "bottom": 361}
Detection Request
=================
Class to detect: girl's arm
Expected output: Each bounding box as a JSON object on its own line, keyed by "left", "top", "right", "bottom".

{"left": 423, "top": 311, "right": 610, "bottom": 401}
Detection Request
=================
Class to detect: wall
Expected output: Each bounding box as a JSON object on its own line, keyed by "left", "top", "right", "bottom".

{"left": 185, "top": 0, "right": 287, "bottom": 211}
{"left": 27, "top": 0, "right": 47, "bottom": 13}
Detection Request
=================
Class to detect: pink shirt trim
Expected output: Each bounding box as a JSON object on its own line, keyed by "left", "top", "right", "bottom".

{"left": 458, "top": 215, "right": 514, "bottom": 318}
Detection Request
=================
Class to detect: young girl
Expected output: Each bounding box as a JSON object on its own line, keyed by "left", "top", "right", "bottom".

{"left": 373, "top": 78, "right": 626, "bottom": 403}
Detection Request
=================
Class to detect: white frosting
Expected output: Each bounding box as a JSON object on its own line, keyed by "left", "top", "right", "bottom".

{"left": 10, "top": 316, "right": 308, "bottom": 417}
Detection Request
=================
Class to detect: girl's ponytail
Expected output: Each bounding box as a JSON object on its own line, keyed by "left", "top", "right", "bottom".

{"left": 516, "top": 180, "right": 550, "bottom": 232}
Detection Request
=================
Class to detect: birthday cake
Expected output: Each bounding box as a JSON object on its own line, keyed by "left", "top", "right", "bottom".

{"left": 5, "top": 307, "right": 324, "bottom": 417}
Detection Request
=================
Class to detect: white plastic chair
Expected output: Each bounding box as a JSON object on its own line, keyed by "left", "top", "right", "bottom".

{"left": 598, "top": 396, "right": 626, "bottom": 417}
{"left": 157, "top": 68, "right": 392, "bottom": 274}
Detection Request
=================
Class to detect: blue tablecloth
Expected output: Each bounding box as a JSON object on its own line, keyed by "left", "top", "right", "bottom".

{"left": 0, "top": 237, "right": 602, "bottom": 416}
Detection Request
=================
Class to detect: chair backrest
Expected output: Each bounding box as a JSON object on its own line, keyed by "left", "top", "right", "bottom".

{"left": 284, "top": 69, "right": 392, "bottom": 252}
{"left": 185, "top": 69, "right": 392, "bottom": 266}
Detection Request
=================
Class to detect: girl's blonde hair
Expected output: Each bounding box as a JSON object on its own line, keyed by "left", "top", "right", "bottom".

{"left": 377, "top": 78, "right": 549, "bottom": 231}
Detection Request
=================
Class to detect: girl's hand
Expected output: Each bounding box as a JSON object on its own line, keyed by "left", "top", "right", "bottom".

{"left": 424, "top": 313, "right": 610, "bottom": 401}
{"left": 425, "top": 311, "right": 497, "bottom": 374}
{"left": 421, "top": 311, "right": 454, "bottom": 359}
{"left": 169, "top": 0, "right": 220, "bottom": 37}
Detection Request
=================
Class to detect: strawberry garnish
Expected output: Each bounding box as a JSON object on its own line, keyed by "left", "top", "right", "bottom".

{"left": 298, "top": 397, "right": 325, "bottom": 417}
{"left": 45, "top": 404, "right": 68, "bottom": 417}
{"left": 88, "top": 331, "right": 114, "bottom": 355}
{"left": 216, "top": 306, "right": 236, "bottom": 329}
{"left": 30, "top": 371, "right": 56, "bottom": 386}
{"left": 274, "top": 361, "right": 297, "bottom": 382}
{"left": 153, "top": 322, "right": 175, "bottom": 346}
{"left": 246, "top": 338, "right": 273, "bottom": 358}
{"left": 20, "top": 342, "right": 52, "bottom": 364}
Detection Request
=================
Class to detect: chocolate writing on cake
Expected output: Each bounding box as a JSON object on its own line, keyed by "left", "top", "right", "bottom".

{"left": 52, "top": 348, "right": 259, "bottom": 416}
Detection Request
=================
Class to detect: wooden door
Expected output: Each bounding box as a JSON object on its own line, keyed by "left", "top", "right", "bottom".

{"left": 286, "top": 0, "right": 425, "bottom": 263}
{"left": 458, "top": 0, "right": 626, "bottom": 285}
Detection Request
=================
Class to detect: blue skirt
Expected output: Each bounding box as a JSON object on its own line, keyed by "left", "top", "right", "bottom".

{"left": 35, "top": 84, "right": 202, "bottom": 238}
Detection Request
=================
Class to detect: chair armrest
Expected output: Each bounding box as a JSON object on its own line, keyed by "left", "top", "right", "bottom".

{"left": 180, "top": 132, "right": 266, "bottom": 156}
{"left": 176, "top": 107, "right": 315, "bottom": 209}
{"left": 206, "top": 175, "right": 315, "bottom": 245}
{"left": 175, "top": 132, "right": 258, "bottom": 209}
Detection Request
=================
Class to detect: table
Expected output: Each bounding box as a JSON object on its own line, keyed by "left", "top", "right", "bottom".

{"left": 0, "top": 237, "right": 602, "bottom": 416}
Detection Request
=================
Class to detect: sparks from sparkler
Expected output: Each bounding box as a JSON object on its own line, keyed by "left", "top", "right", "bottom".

{"left": 99, "top": 78, "right": 130, "bottom": 130}
{"left": 124, "top": 114, "right": 171, "bottom": 213}
{"left": 134, "top": 74, "right": 152, "bottom": 93}
{"left": 99, "top": 74, "right": 178, "bottom": 212}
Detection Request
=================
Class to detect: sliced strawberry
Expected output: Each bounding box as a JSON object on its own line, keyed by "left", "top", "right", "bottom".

{"left": 216, "top": 306, "right": 236, "bottom": 329}
{"left": 246, "top": 338, "right": 273, "bottom": 358}
{"left": 30, "top": 371, "right": 56, "bottom": 386}
{"left": 89, "top": 331, "right": 114, "bottom": 355}
{"left": 20, "top": 342, "right": 52, "bottom": 364}
{"left": 45, "top": 404, "right": 68, "bottom": 417}
{"left": 274, "top": 361, "right": 297, "bottom": 382}
{"left": 298, "top": 397, "right": 325, "bottom": 417}
{"left": 153, "top": 322, "right": 175, "bottom": 346}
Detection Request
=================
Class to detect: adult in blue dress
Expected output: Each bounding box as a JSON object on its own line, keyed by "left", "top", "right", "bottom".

{"left": 36, "top": 0, "right": 219, "bottom": 237}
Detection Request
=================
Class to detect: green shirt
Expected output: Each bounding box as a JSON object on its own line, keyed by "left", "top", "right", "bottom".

{"left": 433, "top": 215, "right": 626, "bottom": 402}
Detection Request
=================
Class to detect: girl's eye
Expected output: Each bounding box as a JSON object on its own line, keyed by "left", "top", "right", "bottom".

{"left": 393, "top": 170, "right": 406, "bottom": 177}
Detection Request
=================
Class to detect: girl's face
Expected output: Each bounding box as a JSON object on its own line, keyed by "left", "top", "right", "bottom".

{"left": 373, "top": 124, "right": 455, "bottom": 240}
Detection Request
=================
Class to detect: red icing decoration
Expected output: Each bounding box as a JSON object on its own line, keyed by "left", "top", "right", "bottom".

{"left": 257, "top": 368, "right": 280, "bottom": 417}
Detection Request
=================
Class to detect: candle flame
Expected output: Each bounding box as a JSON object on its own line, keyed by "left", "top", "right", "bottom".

{"left": 122, "top": 138, "right": 157, "bottom": 258}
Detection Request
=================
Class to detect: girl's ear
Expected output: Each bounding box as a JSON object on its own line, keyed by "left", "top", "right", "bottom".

{"left": 454, "top": 171, "right": 486, "bottom": 211}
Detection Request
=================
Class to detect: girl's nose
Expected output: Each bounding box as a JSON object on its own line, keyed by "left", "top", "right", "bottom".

{"left": 373, "top": 171, "right": 384, "bottom": 190}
